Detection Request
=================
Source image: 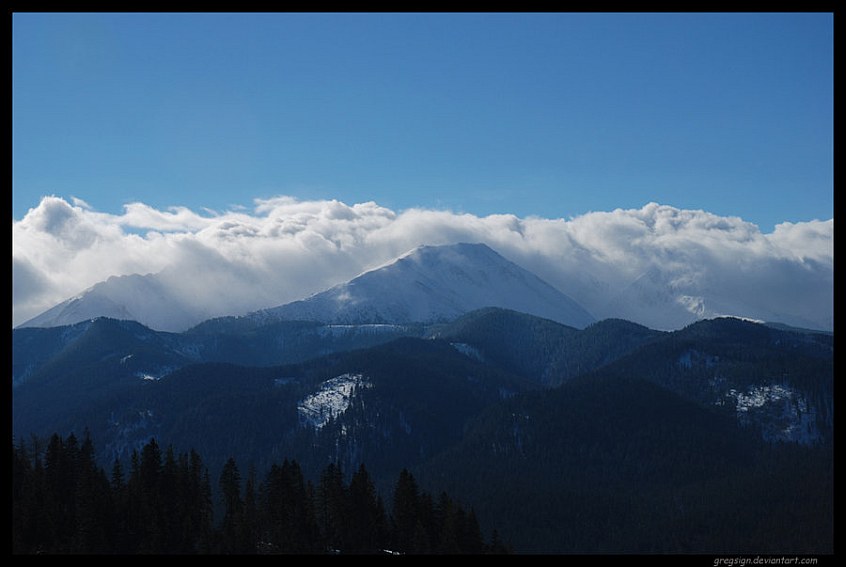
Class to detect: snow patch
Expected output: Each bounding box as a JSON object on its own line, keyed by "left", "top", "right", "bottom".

{"left": 297, "top": 373, "right": 371, "bottom": 429}
{"left": 728, "top": 384, "right": 792, "bottom": 412}
{"left": 134, "top": 366, "right": 174, "bottom": 381}
{"left": 137, "top": 373, "right": 160, "bottom": 381}
{"left": 721, "top": 383, "right": 819, "bottom": 444}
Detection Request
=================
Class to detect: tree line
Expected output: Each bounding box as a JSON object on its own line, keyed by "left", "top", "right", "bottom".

{"left": 12, "top": 432, "right": 508, "bottom": 554}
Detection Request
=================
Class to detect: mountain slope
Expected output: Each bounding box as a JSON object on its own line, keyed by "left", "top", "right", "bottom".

{"left": 11, "top": 317, "right": 194, "bottom": 441}
{"left": 584, "top": 317, "right": 834, "bottom": 444}
{"left": 432, "top": 308, "right": 662, "bottom": 386}
{"left": 11, "top": 314, "right": 833, "bottom": 554}
{"left": 256, "top": 243, "right": 595, "bottom": 328}
{"left": 419, "top": 373, "right": 832, "bottom": 554}
{"left": 14, "top": 335, "right": 537, "bottom": 490}
{"left": 18, "top": 273, "right": 208, "bottom": 333}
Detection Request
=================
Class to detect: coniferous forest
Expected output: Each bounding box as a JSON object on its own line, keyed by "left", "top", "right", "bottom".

{"left": 12, "top": 432, "right": 505, "bottom": 555}
{"left": 12, "top": 313, "right": 833, "bottom": 554}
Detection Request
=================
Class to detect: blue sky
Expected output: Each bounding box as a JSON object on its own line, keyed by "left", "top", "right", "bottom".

{"left": 13, "top": 12, "right": 833, "bottom": 231}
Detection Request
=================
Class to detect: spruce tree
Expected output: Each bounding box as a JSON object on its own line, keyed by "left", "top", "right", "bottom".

{"left": 347, "top": 463, "right": 387, "bottom": 553}
{"left": 391, "top": 468, "right": 420, "bottom": 553}
{"left": 316, "top": 462, "right": 348, "bottom": 552}
{"left": 219, "top": 457, "right": 248, "bottom": 553}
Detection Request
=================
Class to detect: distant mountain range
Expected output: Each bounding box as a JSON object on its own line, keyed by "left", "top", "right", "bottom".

{"left": 12, "top": 309, "right": 833, "bottom": 552}
{"left": 18, "top": 243, "right": 595, "bottom": 332}
{"left": 18, "top": 273, "right": 197, "bottom": 332}
{"left": 17, "top": 241, "right": 831, "bottom": 333}
{"left": 11, "top": 240, "right": 833, "bottom": 553}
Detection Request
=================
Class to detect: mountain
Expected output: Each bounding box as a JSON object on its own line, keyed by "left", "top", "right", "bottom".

{"left": 11, "top": 318, "right": 194, "bottom": 439}
{"left": 16, "top": 242, "right": 594, "bottom": 333}
{"left": 589, "top": 317, "right": 833, "bottom": 444}
{"left": 17, "top": 273, "right": 209, "bottom": 333}
{"left": 19, "top": 240, "right": 830, "bottom": 334}
{"left": 595, "top": 264, "right": 833, "bottom": 333}
{"left": 432, "top": 308, "right": 663, "bottom": 386}
{"left": 14, "top": 329, "right": 538, "bottom": 488}
{"left": 12, "top": 310, "right": 833, "bottom": 553}
{"left": 419, "top": 373, "right": 832, "bottom": 554}
{"left": 14, "top": 310, "right": 832, "bottom": 467}
{"left": 254, "top": 243, "right": 596, "bottom": 329}
{"left": 12, "top": 317, "right": 427, "bottom": 394}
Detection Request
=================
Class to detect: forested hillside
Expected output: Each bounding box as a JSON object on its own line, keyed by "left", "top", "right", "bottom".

{"left": 12, "top": 312, "right": 833, "bottom": 554}
{"left": 418, "top": 374, "right": 833, "bottom": 554}
{"left": 12, "top": 433, "right": 506, "bottom": 555}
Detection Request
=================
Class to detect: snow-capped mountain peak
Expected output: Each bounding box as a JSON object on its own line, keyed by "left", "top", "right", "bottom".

{"left": 255, "top": 242, "right": 596, "bottom": 328}
{"left": 17, "top": 273, "right": 205, "bottom": 333}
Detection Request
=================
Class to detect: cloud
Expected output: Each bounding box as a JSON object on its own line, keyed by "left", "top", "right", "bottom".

{"left": 11, "top": 196, "right": 833, "bottom": 331}
{"left": 120, "top": 202, "right": 217, "bottom": 232}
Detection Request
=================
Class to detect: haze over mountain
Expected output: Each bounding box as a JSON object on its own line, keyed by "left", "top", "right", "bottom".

{"left": 14, "top": 198, "right": 833, "bottom": 333}
{"left": 18, "top": 243, "right": 595, "bottom": 332}
{"left": 255, "top": 243, "right": 595, "bottom": 328}
{"left": 18, "top": 273, "right": 207, "bottom": 333}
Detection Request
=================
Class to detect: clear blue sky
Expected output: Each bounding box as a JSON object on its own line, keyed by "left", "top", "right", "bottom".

{"left": 13, "top": 12, "right": 833, "bottom": 231}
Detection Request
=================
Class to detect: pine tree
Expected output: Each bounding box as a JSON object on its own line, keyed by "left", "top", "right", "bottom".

{"left": 44, "top": 432, "right": 79, "bottom": 551}
{"left": 72, "top": 431, "right": 110, "bottom": 552}
{"left": 347, "top": 463, "right": 388, "bottom": 553}
{"left": 158, "top": 445, "right": 181, "bottom": 552}
{"left": 488, "top": 528, "right": 510, "bottom": 554}
{"left": 138, "top": 438, "right": 164, "bottom": 552}
{"left": 391, "top": 468, "right": 420, "bottom": 553}
{"left": 260, "top": 459, "right": 319, "bottom": 553}
{"left": 12, "top": 441, "right": 33, "bottom": 553}
{"left": 316, "top": 462, "right": 348, "bottom": 552}
{"left": 242, "top": 465, "right": 259, "bottom": 553}
{"left": 188, "top": 449, "right": 214, "bottom": 552}
{"left": 219, "top": 457, "right": 246, "bottom": 553}
{"left": 109, "top": 458, "right": 132, "bottom": 553}
{"left": 460, "top": 508, "right": 485, "bottom": 554}
{"left": 12, "top": 432, "right": 510, "bottom": 555}
{"left": 435, "top": 492, "right": 460, "bottom": 554}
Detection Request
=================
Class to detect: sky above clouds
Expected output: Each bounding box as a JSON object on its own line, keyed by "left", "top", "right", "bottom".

{"left": 13, "top": 12, "right": 832, "bottom": 229}
{"left": 12, "top": 13, "right": 833, "bottom": 330}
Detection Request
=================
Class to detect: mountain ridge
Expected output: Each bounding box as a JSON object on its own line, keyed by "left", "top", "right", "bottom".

{"left": 17, "top": 242, "right": 596, "bottom": 332}
{"left": 17, "top": 240, "right": 832, "bottom": 333}
{"left": 12, "top": 308, "right": 833, "bottom": 553}
{"left": 254, "top": 242, "right": 596, "bottom": 329}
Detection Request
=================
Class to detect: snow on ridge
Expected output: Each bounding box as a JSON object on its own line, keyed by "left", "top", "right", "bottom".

{"left": 264, "top": 242, "right": 595, "bottom": 329}
{"left": 297, "top": 373, "right": 371, "bottom": 429}
{"left": 717, "top": 383, "right": 819, "bottom": 444}
{"left": 728, "top": 384, "right": 793, "bottom": 413}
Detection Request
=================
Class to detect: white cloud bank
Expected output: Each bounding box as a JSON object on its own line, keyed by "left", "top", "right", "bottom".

{"left": 12, "top": 196, "right": 833, "bottom": 331}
